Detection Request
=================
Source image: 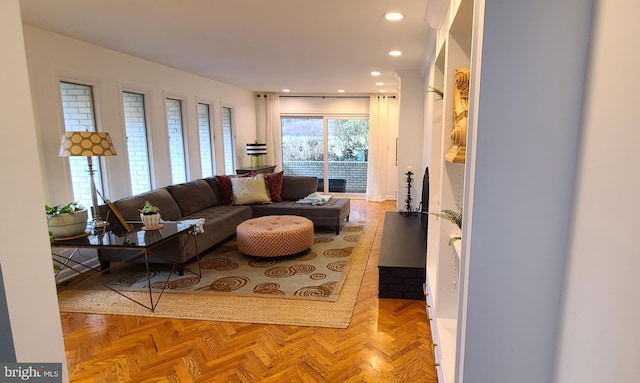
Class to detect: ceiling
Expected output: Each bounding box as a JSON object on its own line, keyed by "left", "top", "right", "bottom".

{"left": 19, "top": 0, "right": 433, "bottom": 95}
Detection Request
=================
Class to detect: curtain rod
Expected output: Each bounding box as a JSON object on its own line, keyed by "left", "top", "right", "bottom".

{"left": 258, "top": 94, "right": 396, "bottom": 99}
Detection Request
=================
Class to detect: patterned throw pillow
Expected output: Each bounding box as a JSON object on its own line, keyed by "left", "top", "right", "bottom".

{"left": 265, "top": 171, "right": 284, "bottom": 202}
{"left": 231, "top": 173, "right": 271, "bottom": 205}
{"left": 215, "top": 174, "right": 250, "bottom": 205}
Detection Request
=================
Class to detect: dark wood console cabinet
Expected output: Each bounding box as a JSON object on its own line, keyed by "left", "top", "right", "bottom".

{"left": 378, "top": 212, "right": 426, "bottom": 300}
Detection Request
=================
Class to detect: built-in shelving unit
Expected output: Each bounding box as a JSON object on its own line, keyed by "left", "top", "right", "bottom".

{"left": 425, "top": 0, "right": 474, "bottom": 382}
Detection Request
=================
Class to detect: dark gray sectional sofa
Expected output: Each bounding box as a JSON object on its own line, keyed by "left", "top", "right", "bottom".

{"left": 98, "top": 175, "right": 350, "bottom": 269}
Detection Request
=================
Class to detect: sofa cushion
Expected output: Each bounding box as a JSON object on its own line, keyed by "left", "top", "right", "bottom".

{"left": 166, "top": 179, "right": 218, "bottom": 216}
{"left": 113, "top": 188, "right": 183, "bottom": 221}
{"left": 280, "top": 176, "right": 318, "bottom": 201}
{"left": 265, "top": 170, "right": 284, "bottom": 202}
{"left": 231, "top": 173, "right": 271, "bottom": 205}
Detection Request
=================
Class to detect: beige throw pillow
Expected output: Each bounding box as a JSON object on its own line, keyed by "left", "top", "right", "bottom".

{"left": 231, "top": 173, "right": 271, "bottom": 205}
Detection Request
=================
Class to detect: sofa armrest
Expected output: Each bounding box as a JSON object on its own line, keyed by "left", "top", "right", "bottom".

{"left": 280, "top": 176, "right": 318, "bottom": 201}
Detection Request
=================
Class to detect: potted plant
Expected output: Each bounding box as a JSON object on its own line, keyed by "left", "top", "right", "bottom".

{"left": 427, "top": 86, "right": 444, "bottom": 100}
{"left": 138, "top": 200, "right": 161, "bottom": 229}
{"left": 429, "top": 205, "right": 462, "bottom": 245}
{"left": 46, "top": 202, "right": 88, "bottom": 239}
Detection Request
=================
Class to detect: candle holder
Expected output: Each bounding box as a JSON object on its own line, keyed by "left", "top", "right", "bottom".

{"left": 401, "top": 170, "right": 419, "bottom": 216}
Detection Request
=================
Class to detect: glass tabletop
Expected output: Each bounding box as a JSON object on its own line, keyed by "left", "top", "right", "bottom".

{"left": 51, "top": 221, "right": 193, "bottom": 249}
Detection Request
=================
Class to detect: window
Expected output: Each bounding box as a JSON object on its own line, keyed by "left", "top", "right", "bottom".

{"left": 281, "top": 116, "right": 369, "bottom": 193}
{"left": 221, "top": 106, "right": 235, "bottom": 175}
{"left": 122, "top": 92, "right": 152, "bottom": 194}
{"left": 327, "top": 118, "right": 369, "bottom": 193}
{"left": 197, "top": 103, "right": 214, "bottom": 177}
{"left": 165, "top": 98, "right": 187, "bottom": 183}
{"left": 59, "top": 81, "right": 103, "bottom": 210}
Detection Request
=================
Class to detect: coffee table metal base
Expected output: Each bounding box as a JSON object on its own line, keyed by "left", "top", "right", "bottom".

{"left": 52, "top": 222, "right": 199, "bottom": 312}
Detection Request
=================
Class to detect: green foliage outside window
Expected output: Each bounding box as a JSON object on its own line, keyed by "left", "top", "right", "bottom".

{"left": 328, "top": 119, "right": 369, "bottom": 161}
{"left": 281, "top": 118, "right": 368, "bottom": 162}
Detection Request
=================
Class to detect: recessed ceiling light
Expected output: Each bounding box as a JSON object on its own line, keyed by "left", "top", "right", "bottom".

{"left": 371, "top": 71, "right": 382, "bottom": 76}
{"left": 376, "top": 82, "right": 384, "bottom": 86}
{"left": 389, "top": 50, "right": 403, "bottom": 57}
{"left": 282, "top": 89, "right": 290, "bottom": 92}
{"left": 338, "top": 89, "right": 345, "bottom": 93}
{"left": 379, "top": 89, "right": 387, "bottom": 93}
{"left": 384, "top": 12, "right": 404, "bottom": 21}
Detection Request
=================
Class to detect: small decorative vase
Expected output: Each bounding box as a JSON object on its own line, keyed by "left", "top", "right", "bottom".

{"left": 140, "top": 212, "right": 161, "bottom": 229}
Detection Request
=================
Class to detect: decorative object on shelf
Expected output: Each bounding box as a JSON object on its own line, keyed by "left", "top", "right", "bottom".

{"left": 429, "top": 205, "right": 463, "bottom": 245}
{"left": 445, "top": 68, "right": 469, "bottom": 163}
{"left": 400, "top": 166, "right": 420, "bottom": 216}
{"left": 46, "top": 202, "right": 89, "bottom": 239}
{"left": 138, "top": 200, "right": 162, "bottom": 230}
{"left": 246, "top": 141, "right": 267, "bottom": 167}
{"left": 59, "top": 131, "right": 117, "bottom": 230}
{"left": 427, "top": 85, "right": 444, "bottom": 100}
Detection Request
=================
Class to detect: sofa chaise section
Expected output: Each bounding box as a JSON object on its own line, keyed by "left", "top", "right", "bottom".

{"left": 252, "top": 199, "right": 349, "bottom": 235}
{"left": 251, "top": 175, "right": 350, "bottom": 234}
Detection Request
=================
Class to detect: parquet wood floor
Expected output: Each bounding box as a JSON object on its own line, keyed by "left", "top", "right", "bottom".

{"left": 59, "top": 200, "right": 438, "bottom": 383}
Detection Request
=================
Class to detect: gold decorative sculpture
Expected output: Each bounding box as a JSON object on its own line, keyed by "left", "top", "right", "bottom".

{"left": 445, "top": 68, "right": 469, "bottom": 163}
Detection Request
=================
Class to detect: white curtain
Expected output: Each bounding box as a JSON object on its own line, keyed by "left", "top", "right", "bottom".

{"left": 255, "top": 93, "right": 282, "bottom": 171}
{"left": 366, "top": 95, "right": 395, "bottom": 201}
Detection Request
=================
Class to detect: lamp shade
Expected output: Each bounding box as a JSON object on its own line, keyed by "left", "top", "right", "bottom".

{"left": 59, "top": 131, "right": 116, "bottom": 157}
{"left": 246, "top": 143, "right": 267, "bottom": 156}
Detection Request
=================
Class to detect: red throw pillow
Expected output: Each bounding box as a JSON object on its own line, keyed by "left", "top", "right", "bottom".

{"left": 265, "top": 171, "right": 284, "bottom": 202}
{"left": 215, "top": 174, "right": 250, "bottom": 205}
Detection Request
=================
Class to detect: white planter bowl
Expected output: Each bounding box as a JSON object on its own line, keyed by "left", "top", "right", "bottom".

{"left": 140, "top": 212, "right": 161, "bottom": 228}
{"left": 47, "top": 209, "right": 88, "bottom": 238}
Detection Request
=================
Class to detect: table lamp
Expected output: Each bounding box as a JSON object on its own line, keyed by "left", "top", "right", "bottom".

{"left": 246, "top": 142, "right": 267, "bottom": 168}
{"left": 59, "top": 131, "right": 116, "bottom": 229}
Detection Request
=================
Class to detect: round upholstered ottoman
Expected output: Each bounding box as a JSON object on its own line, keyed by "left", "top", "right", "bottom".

{"left": 236, "top": 215, "right": 314, "bottom": 257}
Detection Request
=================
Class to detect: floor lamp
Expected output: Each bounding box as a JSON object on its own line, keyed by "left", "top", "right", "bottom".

{"left": 59, "top": 131, "right": 116, "bottom": 230}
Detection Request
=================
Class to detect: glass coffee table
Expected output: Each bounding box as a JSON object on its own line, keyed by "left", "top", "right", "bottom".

{"left": 51, "top": 221, "right": 199, "bottom": 312}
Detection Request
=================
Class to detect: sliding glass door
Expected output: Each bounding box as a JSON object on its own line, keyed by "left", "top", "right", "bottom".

{"left": 327, "top": 118, "right": 368, "bottom": 193}
{"left": 281, "top": 116, "right": 368, "bottom": 193}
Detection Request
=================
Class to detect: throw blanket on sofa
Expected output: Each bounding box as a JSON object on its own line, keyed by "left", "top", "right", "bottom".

{"left": 297, "top": 192, "right": 332, "bottom": 206}
{"left": 176, "top": 218, "right": 206, "bottom": 235}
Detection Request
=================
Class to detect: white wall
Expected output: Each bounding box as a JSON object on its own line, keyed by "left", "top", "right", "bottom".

{"left": 279, "top": 96, "right": 369, "bottom": 115}
{"left": 0, "top": 0, "right": 67, "bottom": 379}
{"left": 555, "top": 1, "right": 640, "bottom": 381}
{"left": 396, "top": 72, "right": 426, "bottom": 211}
{"left": 23, "top": 25, "right": 256, "bottom": 203}
{"left": 458, "top": 0, "right": 592, "bottom": 382}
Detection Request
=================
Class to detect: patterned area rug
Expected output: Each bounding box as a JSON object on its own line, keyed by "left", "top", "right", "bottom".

{"left": 56, "top": 219, "right": 377, "bottom": 328}
{"left": 85, "top": 221, "right": 364, "bottom": 301}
